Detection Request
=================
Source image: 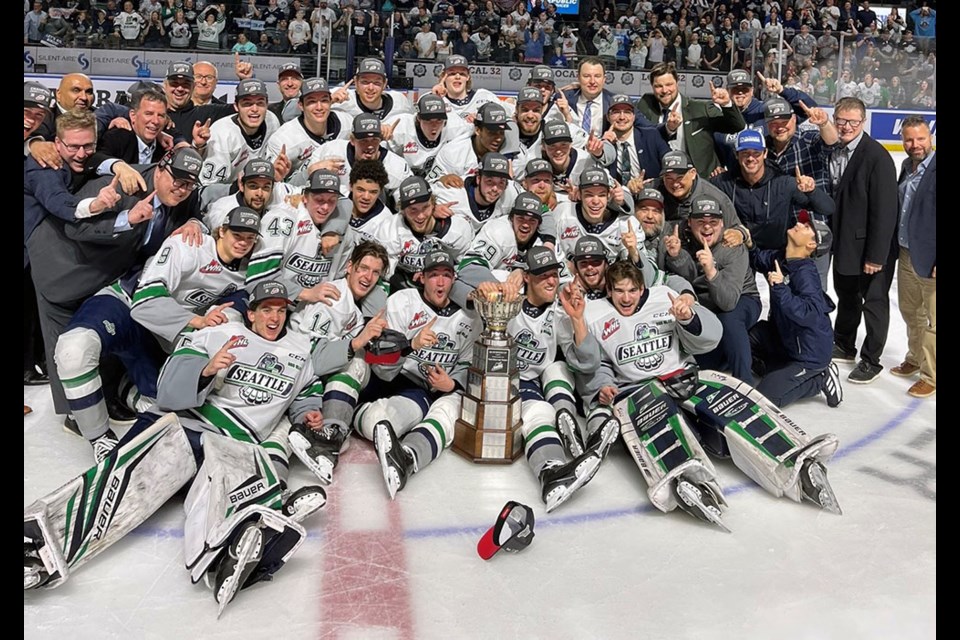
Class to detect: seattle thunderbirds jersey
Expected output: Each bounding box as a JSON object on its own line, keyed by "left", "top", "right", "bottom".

{"left": 159, "top": 322, "right": 322, "bottom": 443}
{"left": 458, "top": 216, "right": 562, "bottom": 274}
{"left": 508, "top": 299, "right": 573, "bottom": 381}
{"left": 289, "top": 278, "right": 363, "bottom": 344}
{"left": 554, "top": 201, "right": 631, "bottom": 264}
{"left": 246, "top": 203, "right": 335, "bottom": 298}
{"left": 385, "top": 113, "right": 473, "bottom": 177}
{"left": 432, "top": 177, "right": 517, "bottom": 233}
{"left": 375, "top": 289, "right": 480, "bottom": 390}
{"left": 200, "top": 113, "right": 281, "bottom": 186}
{"left": 131, "top": 235, "right": 246, "bottom": 345}
{"left": 442, "top": 89, "right": 515, "bottom": 120}
{"left": 379, "top": 214, "right": 474, "bottom": 279}
{"left": 306, "top": 140, "right": 412, "bottom": 199}
{"left": 330, "top": 89, "right": 414, "bottom": 121}
{"left": 263, "top": 112, "right": 353, "bottom": 187}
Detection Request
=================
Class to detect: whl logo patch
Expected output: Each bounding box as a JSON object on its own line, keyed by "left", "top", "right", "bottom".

{"left": 602, "top": 318, "right": 620, "bottom": 340}
{"left": 408, "top": 310, "right": 430, "bottom": 331}
{"left": 200, "top": 260, "right": 223, "bottom": 274}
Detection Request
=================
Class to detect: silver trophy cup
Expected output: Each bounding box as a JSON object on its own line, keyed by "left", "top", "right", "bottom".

{"left": 453, "top": 291, "right": 525, "bottom": 463}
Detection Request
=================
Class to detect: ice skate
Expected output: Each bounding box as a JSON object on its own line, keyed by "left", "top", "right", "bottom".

{"left": 584, "top": 415, "right": 620, "bottom": 460}
{"left": 92, "top": 429, "right": 119, "bottom": 463}
{"left": 799, "top": 459, "right": 842, "bottom": 515}
{"left": 289, "top": 423, "right": 348, "bottom": 485}
{"left": 373, "top": 420, "right": 416, "bottom": 500}
{"left": 281, "top": 486, "right": 327, "bottom": 523}
{"left": 214, "top": 521, "right": 264, "bottom": 618}
{"left": 555, "top": 408, "right": 585, "bottom": 458}
{"left": 539, "top": 450, "right": 602, "bottom": 513}
{"left": 673, "top": 477, "right": 731, "bottom": 533}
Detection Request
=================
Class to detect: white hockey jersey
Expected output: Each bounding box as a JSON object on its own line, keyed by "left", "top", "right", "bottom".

{"left": 200, "top": 113, "right": 281, "bottom": 186}
{"left": 306, "top": 140, "right": 412, "bottom": 199}
{"left": 288, "top": 278, "right": 363, "bottom": 344}
{"left": 375, "top": 289, "right": 480, "bottom": 390}
{"left": 378, "top": 213, "right": 475, "bottom": 279}
{"left": 442, "top": 89, "right": 516, "bottom": 120}
{"left": 508, "top": 299, "right": 578, "bottom": 381}
{"left": 553, "top": 201, "right": 631, "bottom": 264}
{"left": 262, "top": 112, "right": 353, "bottom": 187}
{"left": 131, "top": 235, "right": 247, "bottom": 346}
{"left": 385, "top": 113, "right": 473, "bottom": 177}
{"left": 331, "top": 89, "right": 414, "bottom": 121}
{"left": 432, "top": 177, "right": 517, "bottom": 234}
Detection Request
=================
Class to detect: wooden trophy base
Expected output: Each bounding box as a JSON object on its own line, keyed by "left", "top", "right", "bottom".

{"left": 453, "top": 418, "right": 523, "bottom": 464}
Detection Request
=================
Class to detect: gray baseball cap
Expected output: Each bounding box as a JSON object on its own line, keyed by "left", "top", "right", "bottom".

{"left": 660, "top": 150, "right": 694, "bottom": 175}
{"left": 511, "top": 191, "right": 544, "bottom": 219}
{"left": 578, "top": 167, "right": 610, "bottom": 189}
{"left": 305, "top": 169, "right": 341, "bottom": 193}
{"left": 798, "top": 209, "right": 833, "bottom": 258}
{"left": 689, "top": 196, "right": 723, "bottom": 218}
{"left": 162, "top": 147, "right": 203, "bottom": 182}
{"left": 609, "top": 94, "right": 633, "bottom": 111}
{"left": 241, "top": 158, "right": 274, "bottom": 182}
{"left": 352, "top": 113, "right": 383, "bottom": 139}
{"left": 278, "top": 62, "right": 303, "bottom": 78}
{"left": 398, "top": 176, "right": 433, "bottom": 208}
{"left": 249, "top": 280, "right": 292, "bottom": 308}
{"left": 165, "top": 61, "right": 194, "bottom": 81}
{"left": 479, "top": 152, "right": 510, "bottom": 177}
{"left": 527, "top": 65, "right": 555, "bottom": 85}
{"left": 517, "top": 86, "right": 544, "bottom": 106}
{"left": 444, "top": 55, "right": 469, "bottom": 72}
{"left": 543, "top": 120, "right": 572, "bottom": 144}
{"left": 225, "top": 206, "right": 262, "bottom": 235}
{"left": 235, "top": 78, "right": 268, "bottom": 100}
{"left": 422, "top": 249, "right": 456, "bottom": 273}
{"left": 417, "top": 93, "right": 448, "bottom": 120}
{"left": 357, "top": 58, "right": 387, "bottom": 77}
{"left": 636, "top": 188, "right": 664, "bottom": 207}
{"left": 727, "top": 69, "right": 752, "bottom": 87}
{"left": 475, "top": 103, "right": 508, "bottom": 130}
{"left": 524, "top": 158, "right": 552, "bottom": 177}
{"left": 300, "top": 77, "right": 330, "bottom": 99}
{"left": 24, "top": 81, "right": 53, "bottom": 109}
{"left": 525, "top": 246, "right": 561, "bottom": 275}
{"left": 764, "top": 97, "right": 793, "bottom": 120}
{"left": 573, "top": 235, "right": 607, "bottom": 261}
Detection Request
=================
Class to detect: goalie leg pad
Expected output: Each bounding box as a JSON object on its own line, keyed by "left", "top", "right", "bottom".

{"left": 183, "top": 432, "right": 293, "bottom": 583}
{"left": 612, "top": 382, "right": 725, "bottom": 514}
{"left": 24, "top": 413, "right": 195, "bottom": 590}
{"left": 686, "top": 370, "right": 840, "bottom": 503}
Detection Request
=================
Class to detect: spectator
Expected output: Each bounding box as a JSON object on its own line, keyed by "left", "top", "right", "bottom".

{"left": 685, "top": 32, "right": 702, "bottom": 69}
{"left": 71, "top": 9, "right": 94, "bottom": 47}
{"left": 89, "top": 8, "right": 114, "bottom": 47}
{"left": 856, "top": 0, "right": 878, "bottom": 32}
{"left": 435, "top": 30, "right": 452, "bottom": 62}
{"left": 25, "top": 1, "right": 47, "bottom": 44}
{"left": 168, "top": 9, "right": 192, "bottom": 48}
{"left": 549, "top": 45, "right": 567, "bottom": 68}
{"left": 646, "top": 28, "right": 666, "bottom": 67}
{"left": 629, "top": 36, "right": 648, "bottom": 70}
{"left": 232, "top": 31, "right": 257, "bottom": 53}
{"left": 43, "top": 8, "right": 72, "bottom": 43}
{"left": 524, "top": 22, "right": 547, "bottom": 64}
{"left": 114, "top": 0, "right": 146, "bottom": 47}
{"left": 256, "top": 31, "right": 277, "bottom": 52}
{"left": 663, "top": 33, "right": 685, "bottom": 67}
{"left": 140, "top": 10, "right": 166, "bottom": 47}
{"left": 910, "top": 79, "right": 934, "bottom": 110}
{"left": 885, "top": 7, "right": 906, "bottom": 43}
{"left": 453, "top": 25, "right": 479, "bottom": 62}
{"left": 820, "top": 0, "right": 840, "bottom": 31}
{"left": 836, "top": 69, "right": 857, "bottom": 99}
{"left": 891, "top": 115, "right": 936, "bottom": 398}
{"left": 472, "top": 26, "right": 493, "bottom": 62}
{"left": 288, "top": 9, "right": 311, "bottom": 53}
{"left": 700, "top": 32, "right": 722, "bottom": 71}
{"left": 593, "top": 24, "right": 617, "bottom": 67}
{"left": 196, "top": 4, "right": 226, "bottom": 50}
{"left": 369, "top": 12, "right": 385, "bottom": 55}
{"left": 415, "top": 20, "right": 437, "bottom": 58}
{"left": 263, "top": 0, "right": 286, "bottom": 39}
{"left": 160, "top": 0, "right": 177, "bottom": 28}
{"left": 856, "top": 72, "right": 882, "bottom": 108}
{"left": 887, "top": 75, "right": 907, "bottom": 109}
{"left": 816, "top": 25, "right": 839, "bottom": 63}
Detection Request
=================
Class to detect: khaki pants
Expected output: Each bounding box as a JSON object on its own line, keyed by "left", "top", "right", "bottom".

{"left": 898, "top": 247, "right": 936, "bottom": 386}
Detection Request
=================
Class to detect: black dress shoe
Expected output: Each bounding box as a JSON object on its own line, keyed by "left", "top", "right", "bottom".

{"left": 23, "top": 368, "right": 49, "bottom": 386}
{"left": 106, "top": 396, "right": 137, "bottom": 423}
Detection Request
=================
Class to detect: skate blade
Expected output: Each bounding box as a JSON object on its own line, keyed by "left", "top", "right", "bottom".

{"left": 676, "top": 481, "right": 732, "bottom": 533}
{"left": 289, "top": 432, "right": 334, "bottom": 485}
{"left": 591, "top": 417, "right": 621, "bottom": 460}
{"left": 545, "top": 455, "right": 601, "bottom": 514}
{"left": 24, "top": 560, "right": 46, "bottom": 590}
{"left": 804, "top": 463, "right": 843, "bottom": 515}
{"left": 216, "top": 526, "right": 263, "bottom": 619}
{"left": 374, "top": 425, "right": 400, "bottom": 500}
{"left": 556, "top": 412, "right": 585, "bottom": 458}
{"left": 284, "top": 488, "right": 327, "bottom": 523}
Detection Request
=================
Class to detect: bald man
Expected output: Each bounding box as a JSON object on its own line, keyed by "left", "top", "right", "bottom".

{"left": 191, "top": 61, "right": 224, "bottom": 106}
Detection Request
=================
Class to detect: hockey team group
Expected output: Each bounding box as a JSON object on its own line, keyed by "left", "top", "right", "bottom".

{"left": 24, "top": 53, "right": 935, "bottom": 615}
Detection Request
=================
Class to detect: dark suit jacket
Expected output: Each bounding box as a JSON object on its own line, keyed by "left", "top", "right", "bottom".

{"left": 27, "top": 166, "right": 199, "bottom": 306}
{"left": 899, "top": 152, "right": 936, "bottom": 278}
{"left": 97, "top": 128, "right": 167, "bottom": 165}
{"left": 606, "top": 124, "right": 671, "bottom": 183}
{"left": 635, "top": 93, "right": 745, "bottom": 176}
{"left": 830, "top": 133, "right": 899, "bottom": 276}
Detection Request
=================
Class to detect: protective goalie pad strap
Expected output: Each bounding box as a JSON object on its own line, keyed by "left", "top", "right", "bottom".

{"left": 614, "top": 381, "right": 724, "bottom": 513}
{"left": 24, "top": 413, "right": 195, "bottom": 589}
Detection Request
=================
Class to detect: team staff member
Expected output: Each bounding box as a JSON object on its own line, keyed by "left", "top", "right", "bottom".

{"left": 636, "top": 62, "right": 746, "bottom": 177}
{"left": 890, "top": 116, "right": 936, "bottom": 398}
{"left": 828, "top": 97, "right": 898, "bottom": 385}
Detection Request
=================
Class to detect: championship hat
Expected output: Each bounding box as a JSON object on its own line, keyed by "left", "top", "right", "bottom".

{"left": 636, "top": 187, "right": 664, "bottom": 207}
{"left": 422, "top": 249, "right": 456, "bottom": 273}
{"left": 660, "top": 150, "right": 694, "bottom": 175}
{"left": 24, "top": 81, "right": 53, "bottom": 109}
{"left": 477, "top": 501, "right": 536, "bottom": 560}
{"left": 764, "top": 97, "right": 793, "bottom": 121}
{"left": 735, "top": 129, "right": 766, "bottom": 152}
{"left": 417, "top": 93, "right": 448, "bottom": 120}
{"left": 278, "top": 61, "right": 303, "bottom": 78}
{"left": 357, "top": 58, "right": 387, "bottom": 78}
{"left": 798, "top": 209, "right": 833, "bottom": 258}
{"left": 524, "top": 158, "right": 552, "bottom": 178}
{"left": 305, "top": 169, "right": 341, "bottom": 193}
{"left": 479, "top": 152, "right": 510, "bottom": 178}
{"left": 352, "top": 113, "right": 383, "bottom": 139}
{"left": 578, "top": 167, "right": 610, "bottom": 189}
{"left": 160, "top": 147, "right": 203, "bottom": 182}
{"left": 689, "top": 196, "right": 723, "bottom": 218}
{"left": 475, "top": 103, "right": 508, "bottom": 130}
{"left": 525, "top": 246, "right": 561, "bottom": 275}
{"left": 517, "top": 86, "right": 544, "bottom": 106}
{"left": 300, "top": 77, "right": 330, "bottom": 99}
{"left": 543, "top": 120, "right": 572, "bottom": 144}
{"left": 573, "top": 235, "right": 607, "bottom": 261}
{"left": 511, "top": 191, "right": 544, "bottom": 219}
{"left": 241, "top": 158, "right": 274, "bottom": 183}
{"left": 165, "top": 61, "right": 194, "bottom": 82}
{"left": 727, "top": 69, "right": 752, "bottom": 88}
{"left": 248, "top": 280, "right": 292, "bottom": 308}
{"left": 398, "top": 176, "right": 433, "bottom": 208}
{"left": 608, "top": 94, "right": 633, "bottom": 112}
{"left": 235, "top": 78, "right": 268, "bottom": 100}
{"left": 444, "top": 55, "right": 469, "bottom": 72}
{"left": 225, "top": 206, "right": 262, "bottom": 235}
{"left": 527, "top": 65, "right": 555, "bottom": 85}
{"left": 364, "top": 329, "right": 411, "bottom": 365}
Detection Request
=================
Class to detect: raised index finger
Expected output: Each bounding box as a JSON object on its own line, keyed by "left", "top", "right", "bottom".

{"left": 774, "top": 259, "right": 782, "bottom": 274}
{"left": 795, "top": 166, "right": 802, "bottom": 181}
{"left": 143, "top": 189, "right": 158, "bottom": 201}
{"left": 756, "top": 71, "right": 767, "bottom": 83}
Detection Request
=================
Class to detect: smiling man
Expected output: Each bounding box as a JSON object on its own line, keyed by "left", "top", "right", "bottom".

{"left": 98, "top": 85, "right": 170, "bottom": 165}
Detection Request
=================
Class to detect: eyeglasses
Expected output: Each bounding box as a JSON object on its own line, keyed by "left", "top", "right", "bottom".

{"left": 194, "top": 74, "right": 216, "bottom": 82}
{"left": 170, "top": 177, "right": 198, "bottom": 191}
{"left": 58, "top": 141, "right": 96, "bottom": 153}
{"left": 834, "top": 117, "right": 863, "bottom": 128}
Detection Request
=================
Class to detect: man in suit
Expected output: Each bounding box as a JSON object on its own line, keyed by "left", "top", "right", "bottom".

{"left": 27, "top": 147, "right": 204, "bottom": 418}
{"left": 97, "top": 85, "right": 170, "bottom": 165}
{"left": 828, "top": 97, "right": 898, "bottom": 384}
{"left": 890, "top": 115, "right": 936, "bottom": 398}
{"left": 604, "top": 94, "right": 671, "bottom": 194}
{"left": 635, "top": 62, "right": 746, "bottom": 177}
{"left": 563, "top": 57, "right": 649, "bottom": 137}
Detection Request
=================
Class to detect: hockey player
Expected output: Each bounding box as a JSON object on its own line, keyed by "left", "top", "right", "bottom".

{"left": 385, "top": 93, "right": 473, "bottom": 178}
{"left": 330, "top": 58, "right": 414, "bottom": 121}
{"left": 306, "top": 112, "right": 412, "bottom": 200}
{"left": 288, "top": 241, "right": 391, "bottom": 484}
{"left": 54, "top": 207, "right": 261, "bottom": 462}
{"left": 264, "top": 77, "right": 353, "bottom": 187}
{"left": 355, "top": 250, "right": 481, "bottom": 499}
{"left": 426, "top": 102, "right": 510, "bottom": 184}
{"left": 511, "top": 87, "right": 607, "bottom": 171}
{"left": 431, "top": 55, "right": 516, "bottom": 120}
{"left": 431, "top": 152, "right": 515, "bottom": 233}
{"left": 475, "top": 249, "right": 619, "bottom": 511}
{"left": 553, "top": 167, "right": 634, "bottom": 264}
{"left": 519, "top": 120, "right": 617, "bottom": 196}
{"left": 199, "top": 78, "right": 280, "bottom": 186}
{"left": 748, "top": 213, "right": 843, "bottom": 408}
{"left": 203, "top": 157, "right": 276, "bottom": 230}
{"left": 663, "top": 196, "right": 761, "bottom": 382}
{"left": 379, "top": 176, "right": 474, "bottom": 291}
{"left": 25, "top": 281, "right": 327, "bottom": 615}
{"left": 245, "top": 169, "right": 347, "bottom": 303}
{"left": 454, "top": 191, "right": 566, "bottom": 305}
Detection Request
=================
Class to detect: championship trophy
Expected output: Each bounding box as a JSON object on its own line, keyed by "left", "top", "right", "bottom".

{"left": 453, "top": 291, "right": 524, "bottom": 464}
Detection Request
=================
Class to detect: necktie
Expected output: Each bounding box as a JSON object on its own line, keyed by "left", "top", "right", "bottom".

{"left": 582, "top": 100, "right": 593, "bottom": 134}
{"left": 618, "top": 142, "right": 631, "bottom": 184}
{"left": 142, "top": 204, "right": 167, "bottom": 256}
